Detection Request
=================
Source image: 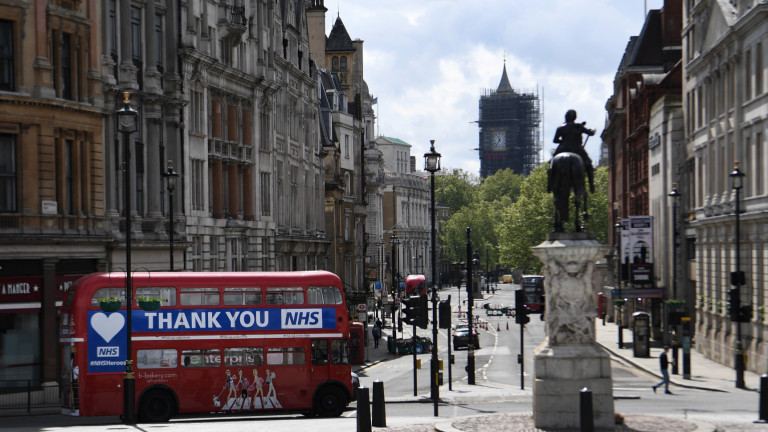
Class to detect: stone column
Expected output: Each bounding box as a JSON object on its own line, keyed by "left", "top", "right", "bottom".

{"left": 531, "top": 232, "right": 614, "bottom": 430}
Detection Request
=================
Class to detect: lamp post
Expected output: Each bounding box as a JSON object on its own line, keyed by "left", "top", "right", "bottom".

{"left": 614, "top": 217, "right": 623, "bottom": 349}
{"left": 424, "top": 140, "right": 441, "bottom": 415}
{"left": 730, "top": 162, "right": 746, "bottom": 389}
{"left": 391, "top": 233, "right": 400, "bottom": 342}
{"left": 466, "top": 227, "right": 475, "bottom": 385}
{"left": 667, "top": 184, "right": 682, "bottom": 371}
{"left": 161, "top": 160, "right": 179, "bottom": 271}
{"left": 668, "top": 184, "right": 681, "bottom": 300}
{"left": 116, "top": 91, "right": 138, "bottom": 425}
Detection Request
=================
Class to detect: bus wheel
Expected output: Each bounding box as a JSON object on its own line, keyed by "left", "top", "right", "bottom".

{"left": 138, "top": 389, "right": 175, "bottom": 423}
{"left": 314, "top": 386, "right": 346, "bottom": 417}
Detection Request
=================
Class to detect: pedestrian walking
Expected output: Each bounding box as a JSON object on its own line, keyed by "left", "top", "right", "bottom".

{"left": 372, "top": 324, "right": 381, "bottom": 348}
{"left": 652, "top": 346, "right": 673, "bottom": 394}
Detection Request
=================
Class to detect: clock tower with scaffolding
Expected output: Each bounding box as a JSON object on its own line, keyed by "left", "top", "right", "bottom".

{"left": 478, "top": 62, "right": 542, "bottom": 178}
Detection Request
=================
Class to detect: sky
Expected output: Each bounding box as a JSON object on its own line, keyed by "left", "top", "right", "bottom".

{"left": 328, "top": 0, "right": 666, "bottom": 176}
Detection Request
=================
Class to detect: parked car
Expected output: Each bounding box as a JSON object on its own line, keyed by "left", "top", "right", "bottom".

{"left": 387, "top": 336, "right": 433, "bottom": 354}
{"left": 452, "top": 326, "right": 480, "bottom": 350}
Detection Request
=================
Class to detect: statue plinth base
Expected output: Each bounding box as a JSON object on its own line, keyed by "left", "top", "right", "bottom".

{"left": 531, "top": 234, "right": 614, "bottom": 430}
{"left": 533, "top": 342, "right": 614, "bottom": 430}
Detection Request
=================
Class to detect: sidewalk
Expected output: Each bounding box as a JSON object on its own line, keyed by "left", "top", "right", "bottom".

{"left": 354, "top": 306, "right": 768, "bottom": 431}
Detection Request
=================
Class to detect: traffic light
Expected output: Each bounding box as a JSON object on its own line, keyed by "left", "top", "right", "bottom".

{"left": 403, "top": 296, "right": 421, "bottom": 326}
{"left": 416, "top": 294, "right": 428, "bottom": 329}
{"left": 515, "top": 289, "right": 530, "bottom": 325}
{"left": 439, "top": 300, "right": 451, "bottom": 329}
{"left": 728, "top": 288, "right": 741, "bottom": 322}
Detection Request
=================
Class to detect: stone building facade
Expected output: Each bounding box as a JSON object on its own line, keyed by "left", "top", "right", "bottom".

{"left": 683, "top": 0, "right": 768, "bottom": 373}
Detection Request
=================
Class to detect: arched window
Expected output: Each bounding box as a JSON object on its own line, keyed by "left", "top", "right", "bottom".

{"left": 331, "top": 56, "right": 339, "bottom": 71}
{"left": 344, "top": 172, "right": 352, "bottom": 195}
{"left": 340, "top": 56, "right": 347, "bottom": 71}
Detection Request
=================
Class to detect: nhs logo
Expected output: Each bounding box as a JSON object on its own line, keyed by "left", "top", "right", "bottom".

{"left": 281, "top": 309, "right": 322, "bottom": 329}
{"left": 97, "top": 346, "right": 120, "bottom": 357}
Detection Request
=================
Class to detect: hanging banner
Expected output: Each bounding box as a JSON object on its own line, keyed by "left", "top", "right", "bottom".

{"left": 628, "top": 216, "right": 654, "bottom": 285}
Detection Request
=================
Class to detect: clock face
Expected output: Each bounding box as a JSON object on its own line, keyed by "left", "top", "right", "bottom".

{"left": 492, "top": 131, "right": 506, "bottom": 149}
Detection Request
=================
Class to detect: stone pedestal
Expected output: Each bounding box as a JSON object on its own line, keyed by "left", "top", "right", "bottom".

{"left": 531, "top": 233, "right": 614, "bottom": 430}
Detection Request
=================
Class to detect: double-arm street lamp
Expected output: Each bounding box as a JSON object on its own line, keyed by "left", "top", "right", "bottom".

{"left": 116, "top": 92, "right": 138, "bottom": 425}
{"left": 424, "top": 140, "right": 441, "bottom": 415}
{"left": 161, "top": 161, "right": 179, "bottom": 271}
{"left": 730, "top": 162, "right": 746, "bottom": 389}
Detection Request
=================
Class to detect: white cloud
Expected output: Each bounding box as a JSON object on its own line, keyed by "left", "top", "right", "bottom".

{"left": 336, "top": 0, "right": 664, "bottom": 173}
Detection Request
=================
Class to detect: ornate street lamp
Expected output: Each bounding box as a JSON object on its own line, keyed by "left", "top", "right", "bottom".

{"left": 424, "top": 139, "right": 441, "bottom": 414}
{"left": 116, "top": 91, "right": 138, "bottom": 425}
{"left": 161, "top": 161, "right": 179, "bottom": 271}
{"left": 730, "top": 162, "right": 746, "bottom": 389}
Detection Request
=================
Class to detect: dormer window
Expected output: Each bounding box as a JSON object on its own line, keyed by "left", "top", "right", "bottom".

{"left": 331, "top": 56, "right": 339, "bottom": 71}
{"left": 340, "top": 56, "right": 347, "bottom": 71}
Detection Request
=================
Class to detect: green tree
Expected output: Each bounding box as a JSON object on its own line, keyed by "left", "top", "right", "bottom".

{"left": 477, "top": 168, "right": 524, "bottom": 204}
{"left": 497, "top": 165, "right": 552, "bottom": 273}
{"left": 496, "top": 164, "right": 610, "bottom": 273}
{"left": 439, "top": 200, "right": 500, "bottom": 266}
{"left": 435, "top": 168, "right": 478, "bottom": 214}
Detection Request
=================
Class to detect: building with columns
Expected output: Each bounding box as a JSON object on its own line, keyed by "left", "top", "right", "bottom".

{"left": 683, "top": 0, "right": 768, "bottom": 373}
{"left": 177, "top": 0, "right": 327, "bottom": 274}
{"left": 375, "top": 137, "right": 433, "bottom": 299}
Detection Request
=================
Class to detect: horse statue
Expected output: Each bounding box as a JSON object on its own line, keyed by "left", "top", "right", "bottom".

{"left": 548, "top": 152, "right": 588, "bottom": 232}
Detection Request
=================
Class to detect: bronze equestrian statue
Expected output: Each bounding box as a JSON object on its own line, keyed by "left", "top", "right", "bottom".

{"left": 548, "top": 110, "right": 595, "bottom": 232}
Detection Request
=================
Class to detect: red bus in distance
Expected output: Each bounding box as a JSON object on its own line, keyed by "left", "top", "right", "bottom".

{"left": 405, "top": 275, "right": 427, "bottom": 296}
{"left": 59, "top": 271, "right": 354, "bottom": 422}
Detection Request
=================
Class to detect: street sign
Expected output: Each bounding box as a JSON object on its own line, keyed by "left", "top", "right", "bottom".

{"left": 357, "top": 303, "right": 366, "bottom": 312}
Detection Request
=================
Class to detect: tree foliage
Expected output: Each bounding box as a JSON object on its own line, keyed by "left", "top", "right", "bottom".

{"left": 437, "top": 164, "right": 610, "bottom": 276}
{"left": 434, "top": 169, "right": 478, "bottom": 214}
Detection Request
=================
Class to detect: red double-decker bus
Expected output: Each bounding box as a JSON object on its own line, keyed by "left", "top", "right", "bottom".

{"left": 405, "top": 275, "right": 427, "bottom": 296}
{"left": 59, "top": 271, "right": 354, "bottom": 422}
{"left": 520, "top": 275, "right": 545, "bottom": 314}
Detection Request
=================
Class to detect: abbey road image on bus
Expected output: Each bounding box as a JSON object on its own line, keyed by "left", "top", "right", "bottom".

{"left": 60, "top": 272, "right": 355, "bottom": 422}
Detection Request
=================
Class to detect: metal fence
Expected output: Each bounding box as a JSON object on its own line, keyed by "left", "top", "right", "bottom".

{"left": 0, "top": 381, "right": 60, "bottom": 414}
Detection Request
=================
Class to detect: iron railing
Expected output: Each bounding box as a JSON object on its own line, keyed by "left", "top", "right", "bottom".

{"left": 0, "top": 381, "right": 60, "bottom": 414}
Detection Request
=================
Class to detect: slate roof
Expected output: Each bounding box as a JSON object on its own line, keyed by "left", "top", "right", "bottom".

{"left": 326, "top": 15, "right": 355, "bottom": 52}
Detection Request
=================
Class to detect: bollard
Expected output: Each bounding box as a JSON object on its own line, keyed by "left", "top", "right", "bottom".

{"left": 580, "top": 387, "right": 594, "bottom": 432}
{"left": 356, "top": 386, "right": 371, "bottom": 432}
{"left": 759, "top": 375, "right": 768, "bottom": 422}
{"left": 372, "top": 380, "right": 387, "bottom": 427}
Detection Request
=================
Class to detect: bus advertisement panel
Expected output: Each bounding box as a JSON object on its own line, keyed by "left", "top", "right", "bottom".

{"left": 60, "top": 271, "right": 353, "bottom": 422}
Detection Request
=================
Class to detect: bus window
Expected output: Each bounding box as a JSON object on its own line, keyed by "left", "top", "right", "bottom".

{"left": 92, "top": 287, "right": 125, "bottom": 308}
{"left": 265, "top": 287, "right": 304, "bottom": 305}
{"left": 138, "top": 349, "right": 177, "bottom": 369}
{"left": 266, "top": 347, "right": 305, "bottom": 365}
{"left": 223, "top": 287, "right": 262, "bottom": 305}
{"left": 136, "top": 287, "right": 177, "bottom": 306}
{"left": 307, "top": 286, "right": 343, "bottom": 305}
{"left": 224, "top": 347, "right": 263, "bottom": 367}
{"left": 331, "top": 340, "right": 350, "bottom": 365}
{"left": 181, "top": 349, "right": 221, "bottom": 367}
{"left": 180, "top": 287, "right": 219, "bottom": 306}
{"left": 311, "top": 340, "right": 329, "bottom": 365}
